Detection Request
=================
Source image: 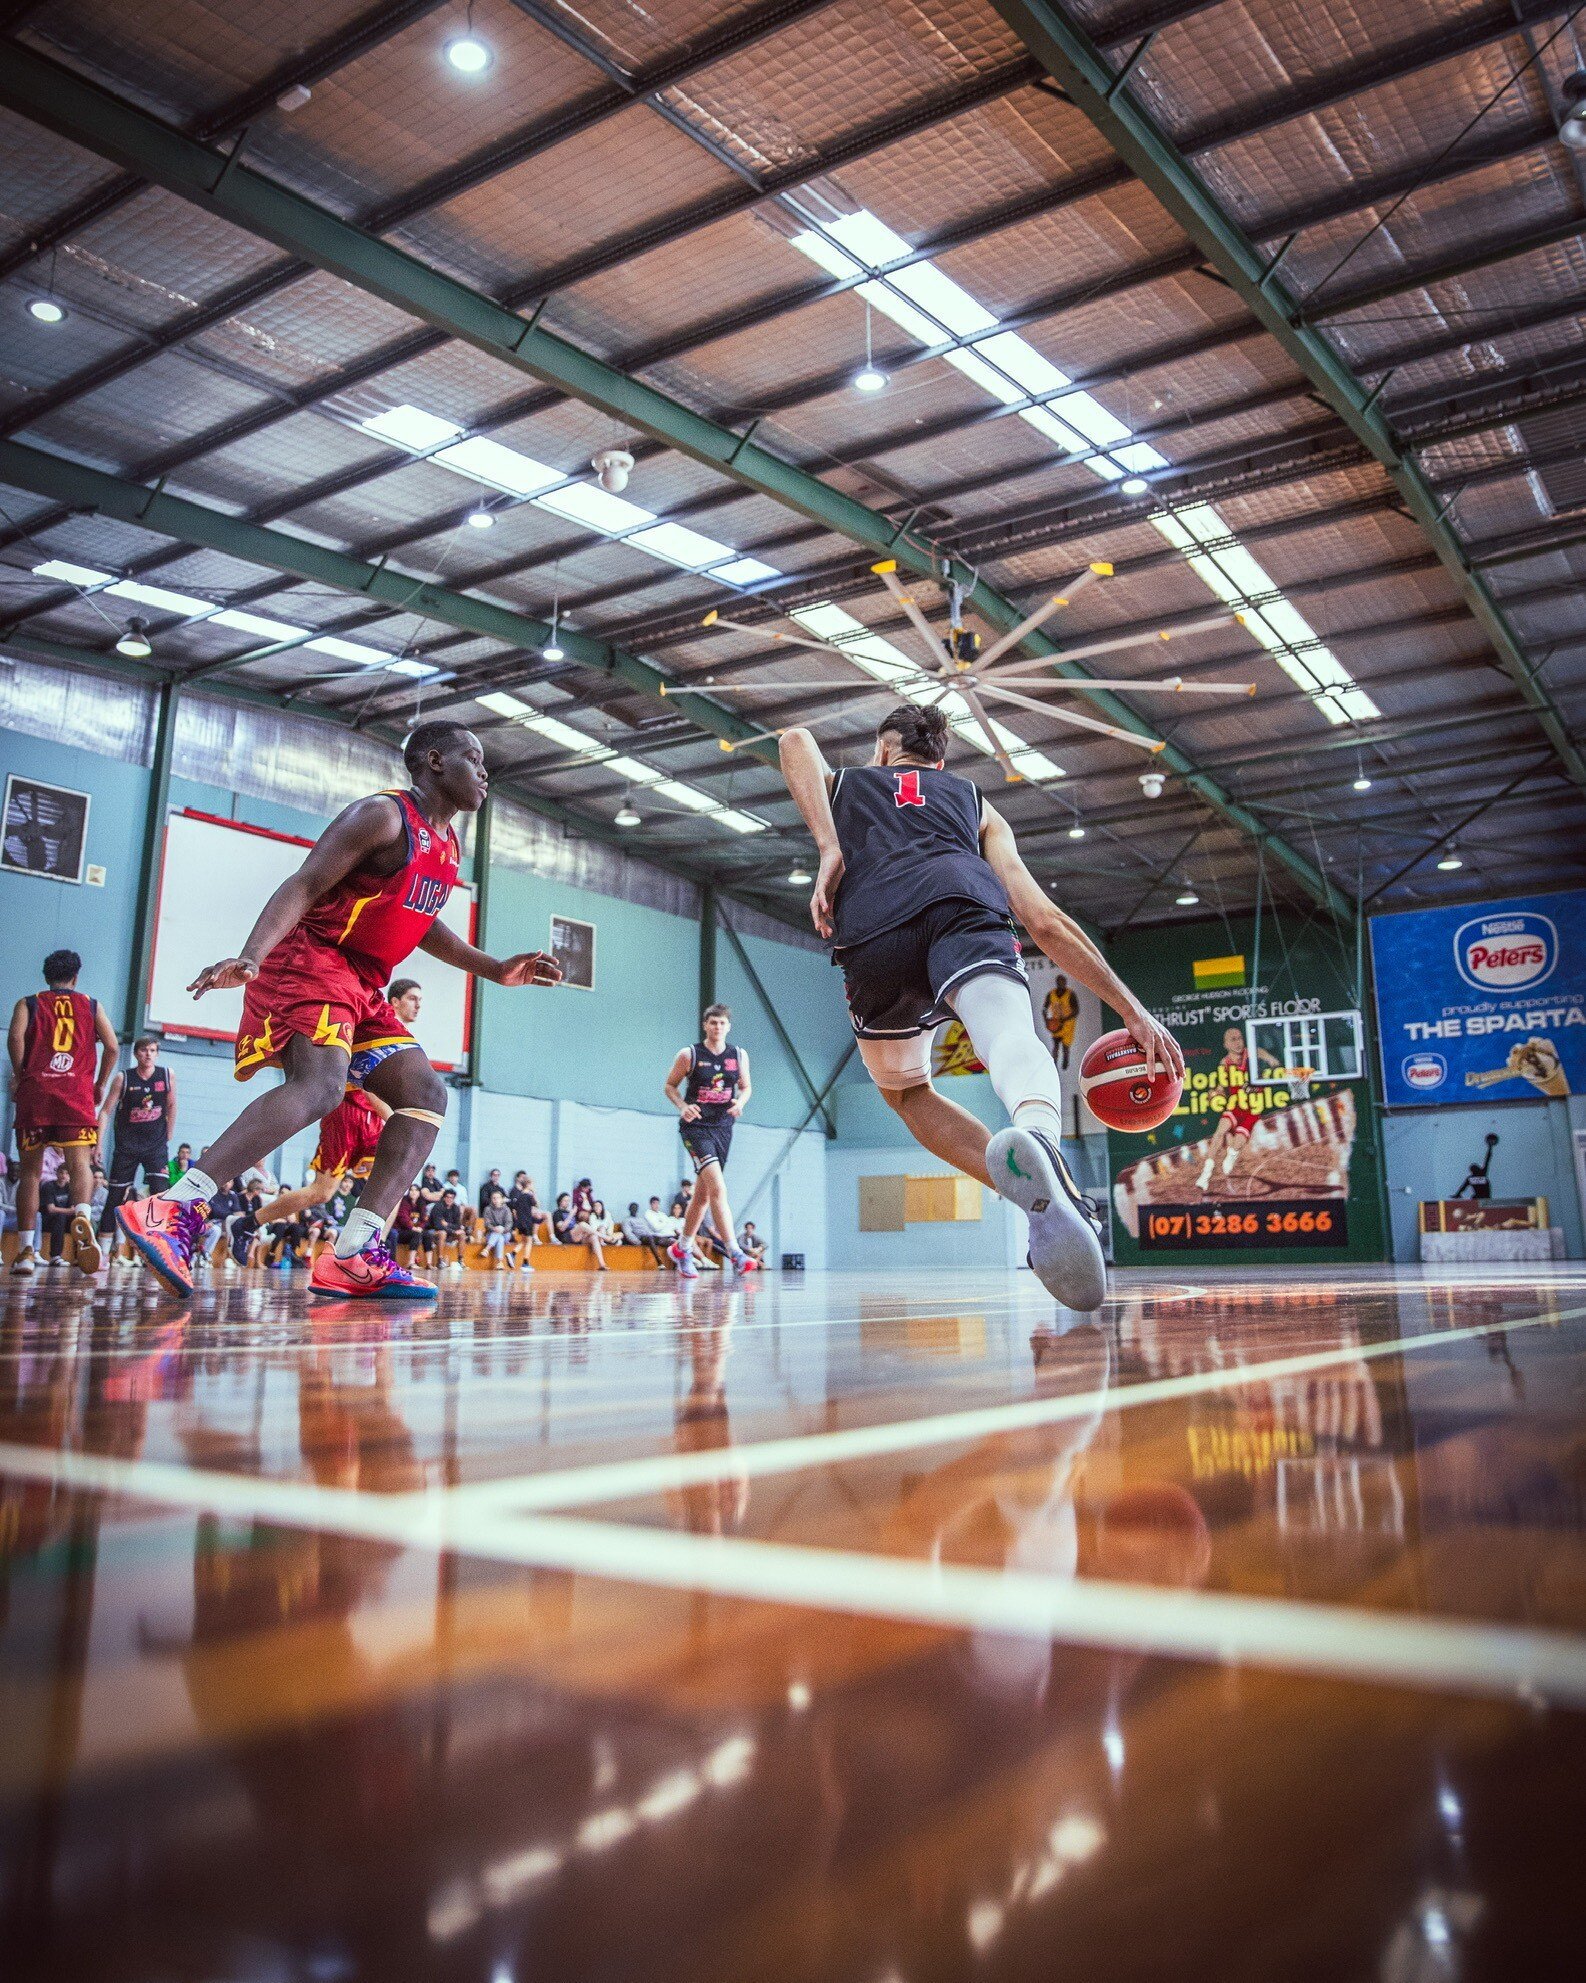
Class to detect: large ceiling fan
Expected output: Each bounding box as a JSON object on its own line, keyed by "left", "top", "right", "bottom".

{"left": 663, "top": 558, "right": 1258, "bottom": 780}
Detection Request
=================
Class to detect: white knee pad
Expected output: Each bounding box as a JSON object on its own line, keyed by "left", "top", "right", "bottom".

{"left": 857, "top": 1031, "right": 934, "bottom": 1091}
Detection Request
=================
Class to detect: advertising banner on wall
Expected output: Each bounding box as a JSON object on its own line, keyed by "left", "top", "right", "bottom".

{"left": 1369, "top": 889, "right": 1585, "bottom": 1108}
{"left": 1104, "top": 914, "right": 1385, "bottom": 1266}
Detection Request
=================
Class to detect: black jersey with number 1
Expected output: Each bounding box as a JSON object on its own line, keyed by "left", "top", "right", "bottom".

{"left": 828, "top": 763, "right": 1010, "bottom": 950}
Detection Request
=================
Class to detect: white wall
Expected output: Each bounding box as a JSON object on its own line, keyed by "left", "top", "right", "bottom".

{"left": 1381, "top": 1098, "right": 1583, "bottom": 1260}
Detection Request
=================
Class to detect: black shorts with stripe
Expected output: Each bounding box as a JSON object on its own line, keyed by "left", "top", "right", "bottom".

{"left": 835, "top": 899, "right": 1026, "bottom": 1039}
{"left": 682, "top": 1118, "right": 734, "bottom": 1174}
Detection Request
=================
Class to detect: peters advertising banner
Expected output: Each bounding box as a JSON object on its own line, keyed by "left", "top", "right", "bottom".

{"left": 1104, "top": 914, "right": 1385, "bottom": 1266}
{"left": 1369, "top": 890, "right": 1584, "bottom": 1108}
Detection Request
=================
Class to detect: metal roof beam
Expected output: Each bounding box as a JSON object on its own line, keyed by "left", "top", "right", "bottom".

{"left": 1297, "top": 210, "right": 1586, "bottom": 325}
{"left": 974, "top": 0, "right": 1586, "bottom": 792}
{"left": 0, "top": 45, "right": 1349, "bottom": 919}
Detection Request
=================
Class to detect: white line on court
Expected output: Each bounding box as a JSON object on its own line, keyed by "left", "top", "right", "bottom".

{"left": 446, "top": 1302, "right": 1586, "bottom": 1514}
{"left": 2, "top": 1437, "right": 1583, "bottom": 1708}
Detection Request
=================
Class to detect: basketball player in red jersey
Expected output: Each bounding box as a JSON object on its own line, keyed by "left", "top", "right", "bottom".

{"left": 119, "top": 724, "right": 560, "bottom": 1299}
{"left": 8, "top": 948, "right": 119, "bottom": 1276}
{"left": 1195, "top": 1024, "right": 1276, "bottom": 1192}
{"left": 781, "top": 704, "right": 1180, "bottom": 1310}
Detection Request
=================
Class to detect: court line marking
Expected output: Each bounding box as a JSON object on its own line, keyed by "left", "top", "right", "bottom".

{"left": 447, "top": 1302, "right": 1586, "bottom": 1514}
{"left": 1, "top": 1439, "right": 1583, "bottom": 1707}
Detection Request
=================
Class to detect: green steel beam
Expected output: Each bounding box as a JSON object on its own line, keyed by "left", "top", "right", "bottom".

{"left": 0, "top": 628, "right": 805, "bottom": 934}
{"left": 0, "top": 436, "right": 773, "bottom": 764}
{"left": 125, "top": 676, "right": 178, "bottom": 1039}
{"left": 0, "top": 42, "right": 1351, "bottom": 922}
{"left": 982, "top": 0, "right": 1586, "bottom": 797}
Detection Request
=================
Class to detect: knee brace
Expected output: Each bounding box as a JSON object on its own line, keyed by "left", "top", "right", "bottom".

{"left": 392, "top": 1107, "right": 445, "bottom": 1128}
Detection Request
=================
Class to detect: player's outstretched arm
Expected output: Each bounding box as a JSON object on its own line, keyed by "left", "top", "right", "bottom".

{"left": 778, "top": 729, "right": 843, "bottom": 938}
{"left": 981, "top": 802, "right": 1183, "bottom": 1081}
{"left": 417, "top": 918, "right": 562, "bottom": 987}
{"left": 188, "top": 794, "right": 406, "bottom": 996}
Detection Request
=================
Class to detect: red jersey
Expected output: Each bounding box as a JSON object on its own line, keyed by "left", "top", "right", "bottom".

{"left": 300, "top": 789, "right": 460, "bottom": 987}
{"left": 14, "top": 989, "right": 100, "bottom": 1131}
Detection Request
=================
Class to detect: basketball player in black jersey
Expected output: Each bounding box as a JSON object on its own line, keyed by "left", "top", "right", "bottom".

{"left": 97, "top": 1035, "right": 177, "bottom": 1242}
{"left": 663, "top": 1004, "right": 758, "bottom": 1280}
{"left": 781, "top": 702, "right": 1181, "bottom": 1311}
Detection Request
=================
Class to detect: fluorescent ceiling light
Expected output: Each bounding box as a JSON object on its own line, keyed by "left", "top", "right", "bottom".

{"left": 786, "top": 209, "right": 1380, "bottom": 731}
{"left": 708, "top": 556, "right": 781, "bottom": 587}
{"left": 626, "top": 521, "right": 737, "bottom": 569}
{"left": 533, "top": 481, "right": 655, "bottom": 534}
{"left": 33, "top": 558, "right": 111, "bottom": 586}
{"left": 361, "top": 404, "right": 462, "bottom": 452}
{"left": 307, "top": 634, "right": 388, "bottom": 664}
{"left": 477, "top": 690, "right": 530, "bottom": 717}
{"left": 713, "top": 808, "right": 767, "bottom": 834}
{"left": 106, "top": 578, "right": 212, "bottom": 616}
{"left": 210, "top": 609, "right": 309, "bottom": 641}
{"left": 652, "top": 778, "right": 720, "bottom": 813}
{"left": 604, "top": 754, "right": 663, "bottom": 786}
{"left": 434, "top": 435, "right": 561, "bottom": 497}
{"left": 526, "top": 714, "right": 601, "bottom": 754}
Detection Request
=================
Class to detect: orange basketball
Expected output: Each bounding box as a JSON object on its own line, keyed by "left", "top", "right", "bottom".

{"left": 1079, "top": 1028, "right": 1181, "bottom": 1132}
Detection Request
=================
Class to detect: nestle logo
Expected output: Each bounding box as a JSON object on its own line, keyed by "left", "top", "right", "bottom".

{"left": 1403, "top": 1052, "right": 1446, "bottom": 1090}
{"left": 1454, "top": 911, "right": 1555, "bottom": 991}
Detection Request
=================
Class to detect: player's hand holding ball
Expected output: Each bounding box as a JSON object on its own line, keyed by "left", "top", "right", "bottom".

{"left": 1123, "top": 1005, "right": 1184, "bottom": 1082}
{"left": 497, "top": 952, "right": 562, "bottom": 987}
{"left": 1081, "top": 1020, "right": 1185, "bottom": 1132}
{"left": 189, "top": 957, "right": 259, "bottom": 997}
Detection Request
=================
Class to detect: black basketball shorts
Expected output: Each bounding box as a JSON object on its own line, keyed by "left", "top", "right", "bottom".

{"left": 108, "top": 1137, "right": 169, "bottom": 1191}
{"left": 836, "top": 899, "right": 1026, "bottom": 1039}
{"left": 681, "top": 1118, "right": 734, "bottom": 1174}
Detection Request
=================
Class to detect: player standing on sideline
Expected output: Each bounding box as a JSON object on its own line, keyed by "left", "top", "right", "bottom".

{"left": 118, "top": 724, "right": 561, "bottom": 1299}
{"left": 8, "top": 948, "right": 118, "bottom": 1277}
{"left": 97, "top": 1034, "right": 176, "bottom": 1243}
{"left": 663, "top": 1004, "right": 758, "bottom": 1280}
{"left": 1042, "top": 973, "right": 1079, "bottom": 1070}
{"left": 780, "top": 705, "right": 1180, "bottom": 1311}
{"left": 244, "top": 979, "right": 425, "bottom": 1239}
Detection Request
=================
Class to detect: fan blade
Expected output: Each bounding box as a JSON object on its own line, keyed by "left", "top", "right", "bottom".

{"left": 976, "top": 560, "right": 1113, "bottom": 669}
{"left": 980, "top": 610, "right": 1240, "bottom": 681}
{"left": 700, "top": 609, "right": 865, "bottom": 661}
{"left": 965, "top": 672, "right": 1258, "bottom": 695}
{"left": 660, "top": 678, "right": 883, "bottom": 697}
{"left": 983, "top": 681, "right": 1164, "bottom": 753}
{"left": 871, "top": 560, "right": 951, "bottom": 675}
{"left": 957, "top": 684, "right": 1023, "bottom": 782}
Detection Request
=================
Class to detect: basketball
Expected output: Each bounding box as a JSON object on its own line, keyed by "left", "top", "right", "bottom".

{"left": 1079, "top": 1029, "right": 1182, "bottom": 1132}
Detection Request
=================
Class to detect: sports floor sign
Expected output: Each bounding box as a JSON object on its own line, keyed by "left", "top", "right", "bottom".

{"left": 1103, "top": 913, "right": 1384, "bottom": 1266}
{"left": 1370, "top": 890, "right": 1584, "bottom": 1107}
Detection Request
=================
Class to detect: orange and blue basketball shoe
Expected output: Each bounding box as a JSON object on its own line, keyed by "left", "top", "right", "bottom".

{"left": 309, "top": 1236, "right": 437, "bottom": 1301}
{"left": 117, "top": 1193, "right": 209, "bottom": 1297}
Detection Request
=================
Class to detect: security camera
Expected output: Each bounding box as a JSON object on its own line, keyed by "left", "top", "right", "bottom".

{"left": 592, "top": 447, "right": 634, "bottom": 493}
{"left": 1139, "top": 769, "right": 1166, "bottom": 799}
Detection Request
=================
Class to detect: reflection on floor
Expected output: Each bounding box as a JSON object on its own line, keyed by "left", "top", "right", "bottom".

{"left": 3, "top": 1263, "right": 1585, "bottom": 1980}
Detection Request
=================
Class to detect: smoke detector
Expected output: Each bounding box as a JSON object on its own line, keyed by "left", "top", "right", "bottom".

{"left": 1139, "top": 769, "right": 1166, "bottom": 799}
{"left": 592, "top": 447, "right": 634, "bottom": 493}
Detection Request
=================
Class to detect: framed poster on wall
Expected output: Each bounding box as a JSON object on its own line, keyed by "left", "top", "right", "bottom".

{"left": 551, "top": 914, "right": 596, "bottom": 990}
{"left": 1, "top": 775, "right": 90, "bottom": 884}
